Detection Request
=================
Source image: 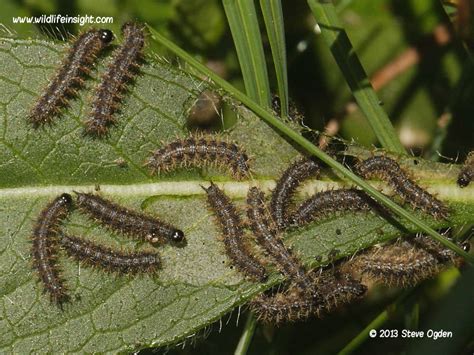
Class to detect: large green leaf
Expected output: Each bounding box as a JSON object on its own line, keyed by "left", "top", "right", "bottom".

{"left": 0, "top": 37, "right": 472, "bottom": 353}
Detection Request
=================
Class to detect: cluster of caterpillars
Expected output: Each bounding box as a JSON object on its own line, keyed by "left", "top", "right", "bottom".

{"left": 31, "top": 192, "right": 184, "bottom": 307}
{"left": 29, "top": 22, "right": 145, "bottom": 137}
{"left": 199, "top": 149, "right": 468, "bottom": 324}
{"left": 31, "top": 133, "right": 470, "bottom": 322}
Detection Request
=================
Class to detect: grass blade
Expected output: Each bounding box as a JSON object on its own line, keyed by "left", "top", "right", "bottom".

{"left": 234, "top": 313, "right": 257, "bottom": 355}
{"left": 223, "top": 0, "right": 271, "bottom": 107}
{"left": 147, "top": 25, "right": 474, "bottom": 264}
{"left": 307, "top": 0, "right": 405, "bottom": 154}
{"left": 338, "top": 290, "right": 413, "bottom": 355}
{"left": 260, "top": 0, "right": 289, "bottom": 117}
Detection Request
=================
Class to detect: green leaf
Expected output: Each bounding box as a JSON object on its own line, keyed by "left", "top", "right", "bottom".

{"left": 307, "top": 0, "right": 405, "bottom": 154}
{"left": 259, "top": 0, "right": 289, "bottom": 118}
{"left": 0, "top": 37, "right": 473, "bottom": 353}
{"left": 223, "top": 0, "right": 271, "bottom": 106}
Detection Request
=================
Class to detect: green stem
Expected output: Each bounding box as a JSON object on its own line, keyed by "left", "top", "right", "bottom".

{"left": 147, "top": 25, "right": 474, "bottom": 264}
{"left": 404, "top": 302, "right": 420, "bottom": 330}
{"left": 338, "top": 290, "right": 412, "bottom": 355}
{"left": 234, "top": 313, "right": 258, "bottom": 355}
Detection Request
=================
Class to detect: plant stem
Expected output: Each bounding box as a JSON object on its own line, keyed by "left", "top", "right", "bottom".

{"left": 234, "top": 313, "right": 258, "bottom": 355}
{"left": 338, "top": 290, "right": 412, "bottom": 355}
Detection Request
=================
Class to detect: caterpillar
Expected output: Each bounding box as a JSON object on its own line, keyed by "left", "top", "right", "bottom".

{"left": 202, "top": 183, "right": 267, "bottom": 281}
{"left": 350, "top": 235, "right": 469, "bottom": 287}
{"left": 29, "top": 29, "right": 114, "bottom": 127}
{"left": 59, "top": 234, "right": 161, "bottom": 274}
{"left": 270, "top": 157, "right": 320, "bottom": 229}
{"left": 74, "top": 192, "right": 184, "bottom": 245}
{"left": 250, "top": 286, "right": 317, "bottom": 324}
{"left": 356, "top": 156, "right": 448, "bottom": 219}
{"left": 247, "top": 187, "right": 316, "bottom": 297}
{"left": 31, "top": 193, "right": 73, "bottom": 307}
{"left": 457, "top": 151, "right": 474, "bottom": 188}
{"left": 85, "top": 22, "right": 145, "bottom": 137}
{"left": 312, "top": 272, "right": 367, "bottom": 316}
{"left": 145, "top": 135, "right": 251, "bottom": 180}
{"left": 289, "top": 189, "right": 374, "bottom": 227}
{"left": 250, "top": 270, "right": 367, "bottom": 324}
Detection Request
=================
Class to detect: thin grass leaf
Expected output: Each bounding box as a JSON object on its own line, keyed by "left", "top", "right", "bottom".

{"left": 405, "top": 303, "right": 420, "bottom": 330}
{"left": 307, "top": 0, "right": 405, "bottom": 154}
{"left": 259, "top": 0, "right": 288, "bottom": 118}
{"left": 223, "top": 0, "right": 271, "bottom": 107}
{"left": 234, "top": 313, "right": 257, "bottom": 355}
{"left": 338, "top": 290, "right": 414, "bottom": 355}
{"left": 147, "top": 25, "right": 474, "bottom": 264}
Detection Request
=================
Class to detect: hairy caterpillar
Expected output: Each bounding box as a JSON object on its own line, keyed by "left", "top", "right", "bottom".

{"left": 350, "top": 235, "right": 469, "bottom": 287}
{"left": 356, "top": 156, "right": 448, "bottom": 219}
{"left": 75, "top": 192, "right": 184, "bottom": 245}
{"left": 31, "top": 194, "right": 73, "bottom": 306}
{"left": 247, "top": 187, "right": 316, "bottom": 297}
{"left": 289, "top": 189, "right": 374, "bottom": 227}
{"left": 60, "top": 234, "right": 161, "bottom": 274}
{"left": 145, "top": 135, "right": 251, "bottom": 180}
{"left": 202, "top": 183, "right": 267, "bottom": 281}
{"left": 85, "top": 22, "right": 145, "bottom": 136}
{"left": 270, "top": 158, "right": 320, "bottom": 229}
{"left": 251, "top": 270, "right": 367, "bottom": 324}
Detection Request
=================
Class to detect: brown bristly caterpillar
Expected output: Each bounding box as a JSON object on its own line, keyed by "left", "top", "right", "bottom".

{"left": 356, "top": 156, "right": 449, "bottom": 219}
{"left": 349, "top": 235, "right": 469, "bottom": 287}
{"left": 145, "top": 134, "right": 251, "bottom": 180}
{"left": 270, "top": 157, "right": 320, "bottom": 229}
{"left": 246, "top": 187, "right": 316, "bottom": 298}
{"left": 29, "top": 29, "right": 114, "bottom": 127}
{"left": 289, "top": 188, "right": 375, "bottom": 227}
{"left": 59, "top": 234, "right": 161, "bottom": 274}
{"left": 250, "top": 285, "right": 317, "bottom": 324}
{"left": 250, "top": 269, "right": 367, "bottom": 324}
{"left": 85, "top": 22, "right": 145, "bottom": 137}
{"left": 31, "top": 193, "right": 73, "bottom": 307}
{"left": 457, "top": 151, "right": 474, "bottom": 188}
{"left": 202, "top": 182, "right": 267, "bottom": 281}
{"left": 74, "top": 192, "right": 184, "bottom": 245}
{"left": 313, "top": 271, "right": 367, "bottom": 316}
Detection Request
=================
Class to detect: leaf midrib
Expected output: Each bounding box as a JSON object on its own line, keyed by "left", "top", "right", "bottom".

{"left": 1, "top": 180, "right": 471, "bottom": 202}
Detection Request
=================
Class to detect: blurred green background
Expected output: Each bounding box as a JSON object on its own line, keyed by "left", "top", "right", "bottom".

{"left": 1, "top": 0, "right": 472, "bottom": 353}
